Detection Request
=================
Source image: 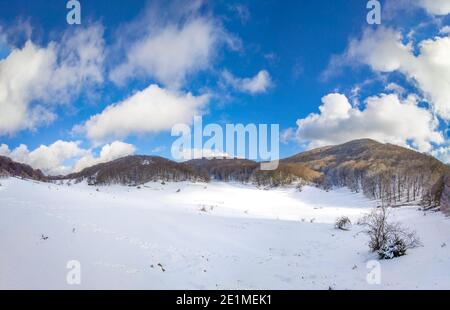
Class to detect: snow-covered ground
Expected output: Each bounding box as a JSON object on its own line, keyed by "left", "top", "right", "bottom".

{"left": 1, "top": 177, "right": 450, "bottom": 289}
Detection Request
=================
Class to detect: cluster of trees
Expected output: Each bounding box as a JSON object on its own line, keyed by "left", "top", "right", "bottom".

{"left": 281, "top": 139, "right": 449, "bottom": 207}
{"left": 252, "top": 170, "right": 304, "bottom": 187}
{"left": 95, "top": 163, "right": 206, "bottom": 185}
{"left": 187, "top": 160, "right": 320, "bottom": 188}
{"left": 205, "top": 165, "right": 257, "bottom": 183}
{"left": 252, "top": 163, "right": 319, "bottom": 187}
{"left": 321, "top": 164, "right": 442, "bottom": 206}
{"left": 64, "top": 156, "right": 208, "bottom": 186}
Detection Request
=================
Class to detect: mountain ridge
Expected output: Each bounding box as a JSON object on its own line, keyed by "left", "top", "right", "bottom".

{"left": 2, "top": 139, "right": 449, "bottom": 211}
{"left": 54, "top": 155, "right": 208, "bottom": 185}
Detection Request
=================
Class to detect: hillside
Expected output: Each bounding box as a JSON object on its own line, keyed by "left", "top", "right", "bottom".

{"left": 58, "top": 155, "right": 208, "bottom": 185}
{"left": 0, "top": 156, "right": 46, "bottom": 181}
{"left": 184, "top": 139, "right": 449, "bottom": 203}
{"left": 283, "top": 139, "right": 450, "bottom": 206}
{"left": 186, "top": 158, "right": 258, "bottom": 182}
{"left": 185, "top": 158, "right": 322, "bottom": 186}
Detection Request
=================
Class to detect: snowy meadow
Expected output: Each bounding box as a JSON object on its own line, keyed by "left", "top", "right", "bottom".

{"left": 1, "top": 177, "right": 450, "bottom": 290}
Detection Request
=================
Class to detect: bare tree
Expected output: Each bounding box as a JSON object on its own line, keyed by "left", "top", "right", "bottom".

{"left": 359, "top": 206, "right": 421, "bottom": 259}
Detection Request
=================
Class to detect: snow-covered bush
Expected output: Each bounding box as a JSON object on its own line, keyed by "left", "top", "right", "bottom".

{"left": 377, "top": 223, "right": 421, "bottom": 259}
{"left": 335, "top": 216, "right": 352, "bottom": 230}
{"left": 360, "top": 207, "right": 421, "bottom": 259}
{"left": 378, "top": 234, "right": 407, "bottom": 259}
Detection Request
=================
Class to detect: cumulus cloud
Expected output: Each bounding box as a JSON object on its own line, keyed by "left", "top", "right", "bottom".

{"left": 109, "top": 2, "right": 236, "bottom": 89}
{"left": 0, "top": 143, "right": 9, "bottom": 155}
{"left": 383, "top": 0, "right": 450, "bottom": 20}
{"left": 0, "top": 140, "right": 135, "bottom": 175}
{"left": 295, "top": 93, "right": 443, "bottom": 152}
{"left": 0, "top": 24, "right": 105, "bottom": 135}
{"left": 222, "top": 70, "right": 272, "bottom": 94}
{"left": 418, "top": 0, "right": 450, "bottom": 15}
{"left": 80, "top": 84, "right": 209, "bottom": 142}
{"left": 280, "top": 127, "right": 296, "bottom": 144}
{"left": 330, "top": 27, "right": 450, "bottom": 121}
{"left": 73, "top": 141, "right": 136, "bottom": 172}
{"left": 0, "top": 141, "right": 88, "bottom": 175}
{"left": 440, "top": 26, "right": 450, "bottom": 34}
{"left": 431, "top": 146, "right": 450, "bottom": 163}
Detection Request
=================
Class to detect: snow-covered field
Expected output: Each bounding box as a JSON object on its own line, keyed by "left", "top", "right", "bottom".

{"left": 1, "top": 177, "right": 450, "bottom": 290}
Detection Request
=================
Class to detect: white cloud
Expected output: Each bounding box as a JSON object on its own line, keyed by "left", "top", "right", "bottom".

{"left": 440, "top": 26, "right": 450, "bottom": 34}
{"left": 280, "top": 127, "right": 296, "bottom": 144}
{"left": 296, "top": 93, "right": 443, "bottom": 152}
{"left": 0, "top": 140, "right": 135, "bottom": 175}
{"left": 222, "top": 70, "right": 272, "bottom": 94}
{"left": 0, "top": 20, "right": 33, "bottom": 48}
{"left": 81, "top": 84, "right": 209, "bottom": 142}
{"left": 109, "top": 2, "right": 236, "bottom": 89}
{"left": 385, "top": 82, "right": 406, "bottom": 95}
{"left": 0, "top": 143, "right": 10, "bottom": 155}
{"left": 73, "top": 141, "right": 136, "bottom": 172}
{"left": 0, "top": 25, "right": 105, "bottom": 135}
{"left": 335, "top": 27, "right": 450, "bottom": 121}
{"left": 176, "top": 148, "right": 233, "bottom": 161}
{"left": 431, "top": 146, "right": 450, "bottom": 163}
{"left": 0, "top": 141, "right": 88, "bottom": 175}
{"left": 418, "top": 0, "right": 450, "bottom": 15}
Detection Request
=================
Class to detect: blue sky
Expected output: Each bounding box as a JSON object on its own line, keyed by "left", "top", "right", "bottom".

{"left": 0, "top": 0, "right": 449, "bottom": 174}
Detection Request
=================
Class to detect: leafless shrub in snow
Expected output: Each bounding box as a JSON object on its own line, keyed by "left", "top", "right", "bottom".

{"left": 335, "top": 216, "right": 352, "bottom": 231}
{"left": 359, "top": 206, "right": 421, "bottom": 259}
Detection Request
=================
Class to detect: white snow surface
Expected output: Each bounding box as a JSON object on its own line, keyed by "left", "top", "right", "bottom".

{"left": 1, "top": 177, "right": 450, "bottom": 290}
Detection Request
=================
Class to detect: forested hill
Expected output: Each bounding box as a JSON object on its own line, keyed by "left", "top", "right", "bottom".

{"left": 55, "top": 155, "right": 208, "bottom": 185}
{"left": 0, "top": 156, "right": 46, "bottom": 181}
{"left": 283, "top": 139, "right": 449, "bottom": 207}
